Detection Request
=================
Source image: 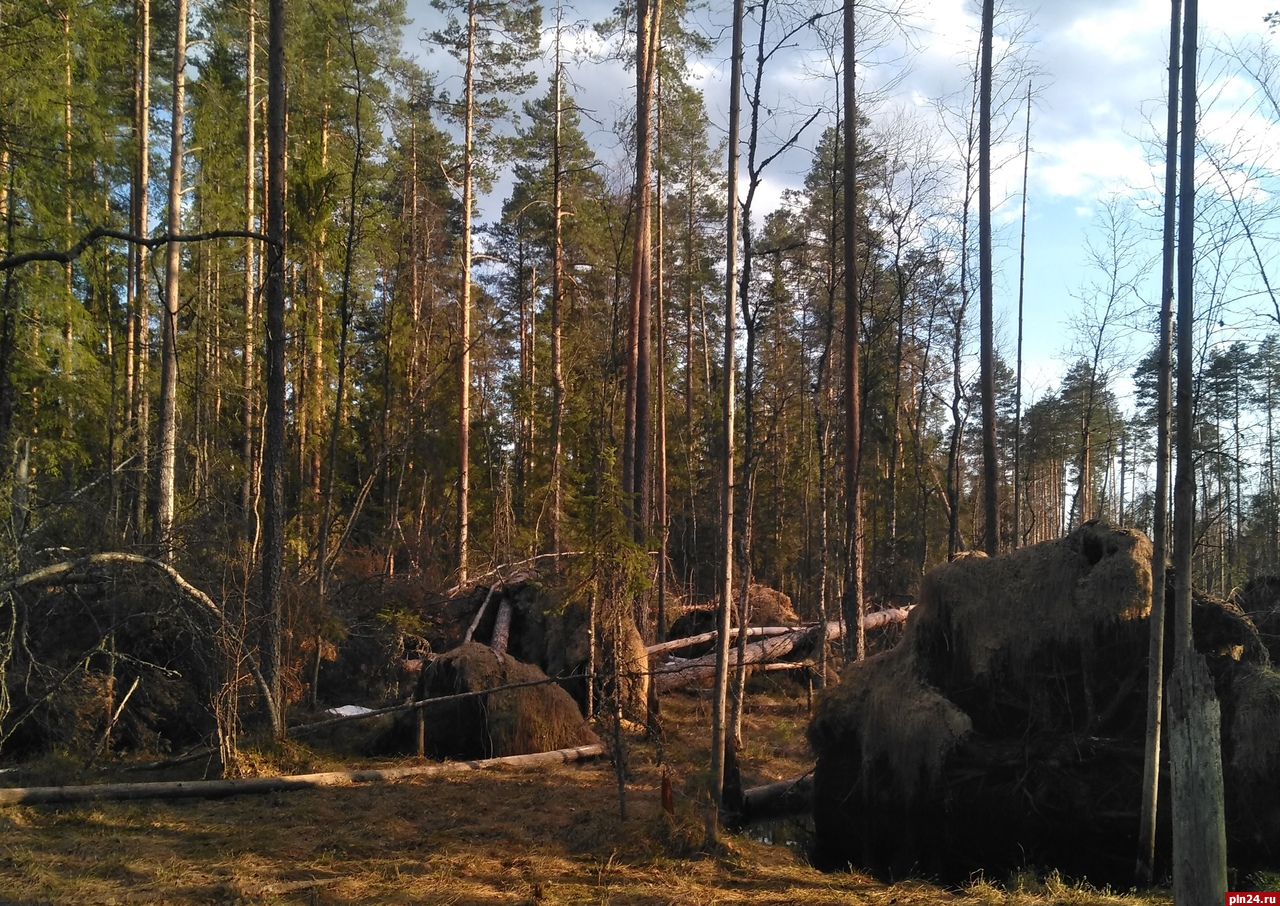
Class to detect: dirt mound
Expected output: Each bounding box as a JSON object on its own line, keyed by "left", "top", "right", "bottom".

{"left": 808, "top": 522, "right": 1280, "bottom": 883}
{"left": 448, "top": 583, "right": 649, "bottom": 720}
{"left": 415, "top": 642, "right": 598, "bottom": 760}
{"left": 744, "top": 585, "right": 800, "bottom": 626}
{"left": 1232, "top": 575, "right": 1280, "bottom": 663}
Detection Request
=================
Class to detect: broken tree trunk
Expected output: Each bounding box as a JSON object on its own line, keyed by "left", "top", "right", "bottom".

{"left": 1167, "top": 651, "right": 1228, "bottom": 903}
{"left": 491, "top": 599, "right": 512, "bottom": 659}
{"left": 0, "top": 744, "right": 605, "bottom": 805}
{"left": 654, "top": 609, "right": 909, "bottom": 692}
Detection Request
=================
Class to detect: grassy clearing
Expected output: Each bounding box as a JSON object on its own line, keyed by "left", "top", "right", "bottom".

{"left": 0, "top": 677, "right": 1175, "bottom": 905}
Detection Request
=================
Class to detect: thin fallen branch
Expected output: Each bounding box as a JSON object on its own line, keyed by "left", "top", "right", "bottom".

{"left": 0, "top": 744, "right": 605, "bottom": 805}
{"left": 0, "top": 226, "right": 275, "bottom": 272}
{"left": 444, "top": 551, "right": 586, "bottom": 596}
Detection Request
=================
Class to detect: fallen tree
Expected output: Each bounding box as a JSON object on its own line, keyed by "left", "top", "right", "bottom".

{"left": 0, "top": 743, "right": 605, "bottom": 805}
{"left": 653, "top": 609, "right": 910, "bottom": 692}
{"left": 0, "top": 552, "right": 281, "bottom": 748}
{"left": 807, "top": 523, "right": 1280, "bottom": 885}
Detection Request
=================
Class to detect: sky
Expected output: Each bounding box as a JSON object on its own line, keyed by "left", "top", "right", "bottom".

{"left": 398, "top": 0, "right": 1280, "bottom": 408}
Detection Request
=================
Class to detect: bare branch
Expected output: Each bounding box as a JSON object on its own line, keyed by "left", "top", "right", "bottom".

{"left": 0, "top": 227, "right": 275, "bottom": 272}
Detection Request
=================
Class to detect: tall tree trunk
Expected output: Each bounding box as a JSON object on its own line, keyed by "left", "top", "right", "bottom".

{"left": 62, "top": 9, "right": 74, "bottom": 380}
{"left": 1169, "top": 0, "right": 1228, "bottom": 897}
{"left": 707, "top": 0, "right": 742, "bottom": 847}
{"left": 155, "top": 0, "right": 188, "bottom": 552}
{"left": 623, "top": 0, "right": 662, "bottom": 549}
{"left": 685, "top": 156, "right": 695, "bottom": 442}
{"left": 841, "top": 0, "right": 864, "bottom": 660}
{"left": 654, "top": 75, "right": 668, "bottom": 642}
{"left": 812, "top": 112, "right": 840, "bottom": 690}
{"left": 1013, "top": 81, "right": 1030, "bottom": 550}
{"left": 242, "top": 0, "right": 258, "bottom": 531}
{"left": 947, "top": 62, "right": 978, "bottom": 560}
{"left": 318, "top": 18, "right": 366, "bottom": 597}
{"left": 457, "top": 0, "right": 476, "bottom": 586}
{"left": 260, "top": 0, "right": 288, "bottom": 738}
{"left": 0, "top": 157, "right": 16, "bottom": 480}
{"left": 978, "top": 0, "right": 998, "bottom": 556}
{"left": 129, "top": 0, "right": 152, "bottom": 543}
{"left": 549, "top": 20, "right": 566, "bottom": 565}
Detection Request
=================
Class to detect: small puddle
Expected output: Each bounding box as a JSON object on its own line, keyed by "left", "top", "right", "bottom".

{"left": 739, "top": 813, "right": 815, "bottom": 855}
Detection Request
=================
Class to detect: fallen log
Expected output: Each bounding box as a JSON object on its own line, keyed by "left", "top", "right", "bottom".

{"left": 740, "top": 772, "right": 814, "bottom": 823}
{"left": 646, "top": 625, "right": 798, "bottom": 657}
{"left": 0, "top": 743, "right": 605, "bottom": 806}
{"left": 653, "top": 609, "right": 911, "bottom": 692}
{"left": 751, "top": 661, "right": 814, "bottom": 672}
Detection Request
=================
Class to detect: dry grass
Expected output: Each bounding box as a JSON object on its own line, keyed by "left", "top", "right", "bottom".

{"left": 0, "top": 680, "right": 1172, "bottom": 906}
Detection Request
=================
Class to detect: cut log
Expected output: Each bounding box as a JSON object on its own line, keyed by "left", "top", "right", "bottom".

{"left": 0, "top": 744, "right": 605, "bottom": 806}
{"left": 653, "top": 609, "right": 910, "bottom": 692}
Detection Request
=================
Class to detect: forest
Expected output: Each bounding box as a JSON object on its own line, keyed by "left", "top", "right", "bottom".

{"left": 1, "top": 0, "right": 1280, "bottom": 894}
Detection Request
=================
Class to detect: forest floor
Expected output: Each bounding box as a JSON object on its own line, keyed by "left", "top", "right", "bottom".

{"left": 0, "top": 678, "right": 1177, "bottom": 906}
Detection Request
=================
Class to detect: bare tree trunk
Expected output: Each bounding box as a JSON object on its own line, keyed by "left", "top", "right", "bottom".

{"left": 623, "top": 0, "right": 662, "bottom": 558}
{"left": 242, "top": 0, "right": 258, "bottom": 530}
{"left": 549, "top": 19, "right": 565, "bottom": 565}
{"left": 1013, "top": 80, "right": 1030, "bottom": 550}
{"left": 129, "top": 0, "right": 152, "bottom": 543}
{"left": 841, "top": 0, "right": 864, "bottom": 660}
{"left": 707, "top": 0, "right": 742, "bottom": 847}
{"left": 1169, "top": 0, "right": 1227, "bottom": 897}
{"left": 260, "top": 0, "right": 288, "bottom": 738}
{"left": 457, "top": 0, "right": 477, "bottom": 586}
{"left": 155, "top": 0, "right": 188, "bottom": 553}
{"left": 978, "top": 0, "right": 998, "bottom": 556}
{"left": 318, "top": 17, "right": 366, "bottom": 597}
{"left": 1137, "top": 11, "right": 1178, "bottom": 857}
{"left": 62, "top": 10, "right": 73, "bottom": 377}
{"left": 654, "top": 77, "right": 669, "bottom": 643}
{"left": 812, "top": 110, "right": 840, "bottom": 691}
{"left": 685, "top": 157, "right": 695, "bottom": 441}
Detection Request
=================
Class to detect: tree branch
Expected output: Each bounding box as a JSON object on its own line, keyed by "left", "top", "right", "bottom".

{"left": 0, "top": 227, "right": 275, "bottom": 272}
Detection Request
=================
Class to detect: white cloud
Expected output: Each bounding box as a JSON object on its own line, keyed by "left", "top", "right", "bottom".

{"left": 1035, "top": 136, "right": 1158, "bottom": 200}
